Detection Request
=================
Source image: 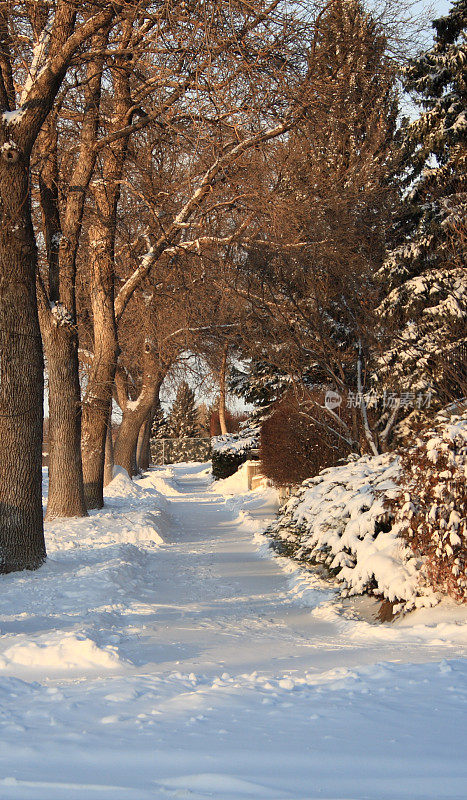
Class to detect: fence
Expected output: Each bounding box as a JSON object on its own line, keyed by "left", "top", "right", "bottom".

{"left": 150, "top": 437, "right": 212, "bottom": 465}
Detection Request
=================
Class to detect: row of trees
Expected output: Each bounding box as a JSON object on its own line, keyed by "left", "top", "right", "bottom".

{"left": 0, "top": 0, "right": 310, "bottom": 572}
{"left": 0, "top": 0, "right": 465, "bottom": 573}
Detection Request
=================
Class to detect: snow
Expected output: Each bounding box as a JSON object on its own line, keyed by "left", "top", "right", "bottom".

{"left": 375, "top": 266, "right": 467, "bottom": 395}
{"left": 210, "top": 460, "right": 251, "bottom": 493}
{"left": 49, "top": 301, "right": 73, "bottom": 326}
{"left": 0, "top": 462, "right": 466, "bottom": 798}
{"left": 0, "top": 633, "right": 121, "bottom": 674}
{"left": 1, "top": 109, "right": 26, "bottom": 126}
{"left": 267, "top": 453, "right": 438, "bottom": 609}
{"left": 211, "top": 422, "right": 259, "bottom": 455}
{"left": 125, "top": 398, "right": 141, "bottom": 411}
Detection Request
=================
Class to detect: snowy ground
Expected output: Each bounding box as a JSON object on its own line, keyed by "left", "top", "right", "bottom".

{"left": 0, "top": 463, "right": 466, "bottom": 800}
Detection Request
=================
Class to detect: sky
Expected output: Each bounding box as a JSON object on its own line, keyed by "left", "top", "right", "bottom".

{"left": 417, "top": 0, "right": 452, "bottom": 34}
{"left": 424, "top": 0, "right": 451, "bottom": 14}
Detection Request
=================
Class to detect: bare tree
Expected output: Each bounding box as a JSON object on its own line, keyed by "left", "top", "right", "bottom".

{"left": 80, "top": 27, "right": 135, "bottom": 508}
{"left": 0, "top": 0, "right": 121, "bottom": 572}
{"left": 36, "top": 27, "right": 110, "bottom": 519}
{"left": 77, "top": 0, "right": 310, "bottom": 504}
{"left": 224, "top": 0, "right": 401, "bottom": 456}
{"left": 113, "top": 293, "right": 176, "bottom": 478}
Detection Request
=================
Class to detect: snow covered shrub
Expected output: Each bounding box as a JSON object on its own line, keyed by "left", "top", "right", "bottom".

{"left": 260, "top": 396, "right": 350, "bottom": 486}
{"left": 211, "top": 448, "right": 247, "bottom": 480}
{"left": 211, "top": 423, "right": 259, "bottom": 480}
{"left": 391, "top": 405, "right": 467, "bottom": 602}
{"left": 150, "top": 437, "right": 211, "bottom": 465}
{"left": 266, "top": 453, "right": 438, "bottom": 612}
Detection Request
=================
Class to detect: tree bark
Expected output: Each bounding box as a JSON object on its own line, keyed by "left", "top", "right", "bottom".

{"left": 41, "top": 318, "right": 87, "bottom": 518}
{"left": 0, "top": 154, "right": 45, "bottom": 572}
{"left": 0, "top": 2, "right": 119, "bottom": 570}
{"left": 137, "top": 412, "right": 153, "bottom": 472}
{"left": 104, "top": 413, "right": 114, "bottom": 487}
{"left": 80, "top": 46, "right": 132, "bottom": 507}
{"left": 114, "top": 359, "right": 165, "bottom": 478}
{"left": 81, "top": 197, "right": 119, "bottom": 508}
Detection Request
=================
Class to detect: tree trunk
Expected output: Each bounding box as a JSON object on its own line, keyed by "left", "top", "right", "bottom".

{"left": 41, "top": 319, "right": 87, "bottom": 518}
{"left": 131, "top": 440, "right": 139, "bottom": 477}
{"left": 104, "top": 413, "right": 114, "bottom": 487}
{"left": 81, "top": 55, "right": 132, "bottom": 507}
{"left": 81, "top": 194, "right": 119, "bottom": 508}
{"left": 0, "top": 155, "right": 46, "bottom": 572}
{"left": 81, "top": 353, "right": 117, "bottom": 509}
{"left": 114, "top": 358, "right": 164, "bottom": 478}
{"left": 137, "top": 412, "right": 153, "bottom": 472}
{"left": 114, "top": 399, "right": 156, "bottom": 478}
{"left": 0, "top": 2, "right": 119, "bottom": 569}
{"left": 37, "top": 120, "right": 86, "bottom": 519}
{"left": 114, "top": 403, "right": 145, "bottom": 477}
{"left": 218, "top": 340, "right": 229, "bottom": 435}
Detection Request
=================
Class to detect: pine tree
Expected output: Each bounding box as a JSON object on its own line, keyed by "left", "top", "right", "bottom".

{"left": 230, "top": 360, "right": 290, "bottom": 412}
{"left": 375, "top": 1, "right": 467, "bottom": 400}
{"left": 150, "top": 404, "right": 168, "bottom": 440}
{"left": 167, "top": 382, "right": 200, "bottom": 438}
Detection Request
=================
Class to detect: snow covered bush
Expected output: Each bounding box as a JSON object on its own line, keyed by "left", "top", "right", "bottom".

{"left": 211, "top": 422, "right": 259, "bottom": 480}
{"left": 391, "top": 404, "right": 467, "bottom": 603}
{"left": 266, "top": 453, "right": 438, "bottom": 613}
{"left": 375, "top": 267, "right": 467, "bottom": 401}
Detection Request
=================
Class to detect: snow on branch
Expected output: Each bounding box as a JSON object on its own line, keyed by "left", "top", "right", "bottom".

{"left": 19, "top": 18, "right": 53, "bottom": 106}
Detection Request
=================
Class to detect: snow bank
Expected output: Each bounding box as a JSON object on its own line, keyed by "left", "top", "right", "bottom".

{"left": 266, "top": 453, "right": 438, "bottom": 611}
{"left": 211, "top": 461, "right": 250, "bottom": 493}
{"left": 44, "top": 468, "right": 170, "bottom": 553}
{"left": 0, "top": 468, "right": 173, "bottom": 681}
{"left": 0, "top": 633, "right": 121, "bottom": 673}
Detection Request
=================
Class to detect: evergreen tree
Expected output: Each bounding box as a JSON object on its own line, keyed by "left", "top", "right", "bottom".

{"left": 230, "top": 360, "right": 290, "bottom": 412}
{"left": 167, "top": 382, "right": 200, "bottom": 438}
{"left": 376, "top": 1, "right": 467, "bottom": 399}
{"left": 150, "top": 404, "right": 168, "bottom": 440}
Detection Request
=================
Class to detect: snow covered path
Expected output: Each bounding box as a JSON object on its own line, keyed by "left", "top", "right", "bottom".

{"left": 0, "top": 463, "right": 466, "bottom": 799}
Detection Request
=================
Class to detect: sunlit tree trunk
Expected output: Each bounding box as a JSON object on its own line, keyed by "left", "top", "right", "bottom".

{"left": 137, "top": 412, "right": 153, "bottom": 472}
{"left": 0, "top": 0, "right": 116, "bottom": 569}
{"left": 104, "top": 412, "right": 114, "bottom": 487}
{"left": 114, "top": 354, "right": 165, "bottom": 478}
{"left": 81, "top": 193, "right": 119, "bottom": 508}
{"left": 0, "top": 153, "right": 45, "bottom": 572}
{"left": 81, "top": 49, "right": 132, "bottom": 507}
